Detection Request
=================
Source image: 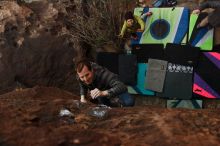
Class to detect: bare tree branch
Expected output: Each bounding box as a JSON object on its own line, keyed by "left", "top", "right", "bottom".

{"left": 64, "top": 0, "right": 129, "bottom": 57}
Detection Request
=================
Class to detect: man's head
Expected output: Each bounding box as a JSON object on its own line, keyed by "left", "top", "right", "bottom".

{"left": 125, "top": 11, "right": 134, "bottom": 27}
{"left": 75, "top": 59, "right": 94, "bottom": 85}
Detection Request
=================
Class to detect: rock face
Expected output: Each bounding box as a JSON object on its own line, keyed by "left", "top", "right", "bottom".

{"left": 0, "top": 1, "right": 77, "bottom": 94}
{"left": 0, "top": 0, "right": 128, "bottom": 94}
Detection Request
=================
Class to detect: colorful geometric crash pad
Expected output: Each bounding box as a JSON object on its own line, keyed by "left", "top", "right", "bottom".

{"left": 132, "top": 7, "right": 189, "bottom": 45}
{"left": 193, "top": 52, "right": 220, "bottom": 98}
{"left": 127, "top": 63, "right": 155, "bottom": 96}
{"left": 167, "top": 100, "right": 203, "bottom": 109}
{"left": 189, "top": 13, "right": 214, "bottom": 51}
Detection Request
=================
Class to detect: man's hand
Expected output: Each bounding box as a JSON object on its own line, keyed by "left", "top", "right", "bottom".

{"left": 192, "top": 9, "right": 200, "bottom": 15}
{"left": 90, "top": 88, "right": 108, "bottom": 99}
{"left": 80, "top": 95, "right": 87, "bottom": 103}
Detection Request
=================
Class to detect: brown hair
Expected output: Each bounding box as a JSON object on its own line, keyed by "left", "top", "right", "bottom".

{"left": 124, "top": 11, "right": 134, "bottom": 20}
{"left": 74, "top": 58, "right": 92, "bottom": 73}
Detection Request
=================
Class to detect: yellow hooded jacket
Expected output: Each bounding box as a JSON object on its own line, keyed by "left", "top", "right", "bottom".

{"left": 120, "top": 15, "right": 145, "bottom": 37}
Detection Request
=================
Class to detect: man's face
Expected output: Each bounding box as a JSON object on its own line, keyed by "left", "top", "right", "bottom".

{"left": 126, "top": 19, "right": 134, "bottom": 27}
{"left": 77, "top": 65, "right": 94, "bottom": 85}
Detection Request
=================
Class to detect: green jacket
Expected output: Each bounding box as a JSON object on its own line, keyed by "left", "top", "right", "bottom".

{"left": 120, "top": 15, "right": 145, "bottom": 37}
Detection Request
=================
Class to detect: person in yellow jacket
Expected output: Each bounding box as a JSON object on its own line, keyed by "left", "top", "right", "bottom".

{"left": 119, "top": 11, "right": 145, "bottom": 39}
{"left": 118, "top": 11, "right": 152, "bottom": 53}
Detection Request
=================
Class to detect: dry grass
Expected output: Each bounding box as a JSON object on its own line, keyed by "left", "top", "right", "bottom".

{"left": 64, "top": 0, "right": 132, "bottom": 58}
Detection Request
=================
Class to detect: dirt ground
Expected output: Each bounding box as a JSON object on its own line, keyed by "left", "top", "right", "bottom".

{"left": 1, "top": 86, "right": 220, "bottom": 146}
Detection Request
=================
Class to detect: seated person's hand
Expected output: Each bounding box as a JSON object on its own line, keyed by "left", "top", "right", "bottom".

{"left": 146, "top": 11, "right": 153, "bottom": 16}
{"left": 192, "top": 9, "right": 200, "bottom": 15}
